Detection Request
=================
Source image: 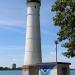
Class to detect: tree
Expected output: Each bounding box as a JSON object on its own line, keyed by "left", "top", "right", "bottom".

{"left": 51, "top": 0, "right": 75, "bottom": 58}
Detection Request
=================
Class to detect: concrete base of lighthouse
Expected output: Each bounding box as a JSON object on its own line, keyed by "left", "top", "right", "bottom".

{"left": 22, "top": 62, "right": 71, "bottom": 75}
{"left": 22, "top": 65, "right": 39, "bottom": 75}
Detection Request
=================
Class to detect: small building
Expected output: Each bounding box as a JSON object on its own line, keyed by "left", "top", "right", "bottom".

{"left": 12, "top": 64, "right": 16, "bottom": 69}
{"left": 39, "top": 62, "right": 71, "bottom": 75}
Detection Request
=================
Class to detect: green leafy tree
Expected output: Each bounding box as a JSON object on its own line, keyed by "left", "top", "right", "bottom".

{"left": 51, "top": 0, "right": 75, "bottom": 58}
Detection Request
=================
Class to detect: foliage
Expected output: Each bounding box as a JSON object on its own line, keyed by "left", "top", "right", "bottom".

{"left": 51, "top": 0, "right": 75, "bottom": 58}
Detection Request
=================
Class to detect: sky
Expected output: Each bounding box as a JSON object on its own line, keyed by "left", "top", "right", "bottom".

{"left": 0, "top": 0, "right": 75, "bottom": 68}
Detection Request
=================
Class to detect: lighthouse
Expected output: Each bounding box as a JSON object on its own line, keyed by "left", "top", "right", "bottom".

{"left": 23, "top": 0, "right": 42, "bottom": 75}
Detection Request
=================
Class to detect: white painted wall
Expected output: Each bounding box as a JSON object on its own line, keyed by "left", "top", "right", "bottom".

{"left": 50, "top": 66, "right": 57, "bottom": 75}
{"left": 24, "top": 2, "right": 42, "bottom": 65}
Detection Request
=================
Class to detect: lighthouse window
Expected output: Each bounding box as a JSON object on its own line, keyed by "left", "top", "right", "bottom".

{"left": 35, "top": 6, "right": 36, "bottom": 8}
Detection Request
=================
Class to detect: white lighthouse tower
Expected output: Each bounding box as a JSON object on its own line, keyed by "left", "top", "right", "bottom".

{"left": 23, "top": 0, "right": 42, "bottom": 75}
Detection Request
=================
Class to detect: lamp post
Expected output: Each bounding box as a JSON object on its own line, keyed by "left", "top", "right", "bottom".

{"left": 55, "top": 40, "right": 58, "bottom": 62}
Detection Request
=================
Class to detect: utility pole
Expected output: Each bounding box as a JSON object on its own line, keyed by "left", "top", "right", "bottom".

{"left": 55, "top": 40, "right": 58, "bottom": 62}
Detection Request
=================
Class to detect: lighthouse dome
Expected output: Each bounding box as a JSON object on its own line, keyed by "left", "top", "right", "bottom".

{"left": 27, "top": 0, "right": 41, "bottom": 3}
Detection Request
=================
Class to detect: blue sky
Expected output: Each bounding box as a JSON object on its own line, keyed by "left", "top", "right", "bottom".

{"left": 0, "top": 0, "right": 75, "bottom": 68}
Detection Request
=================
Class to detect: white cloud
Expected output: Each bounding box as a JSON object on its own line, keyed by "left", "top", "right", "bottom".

{"left": 42, "top": 50, "right": 75, "bottom": 68}
{"left": 0, "top": 19, "right": 26, "bottom": 34}
{"left": 0, "top": 20, "right": 25, "bottom": 28}
{"left": 0, "top": 45, "right": 24, "bottom": 50}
